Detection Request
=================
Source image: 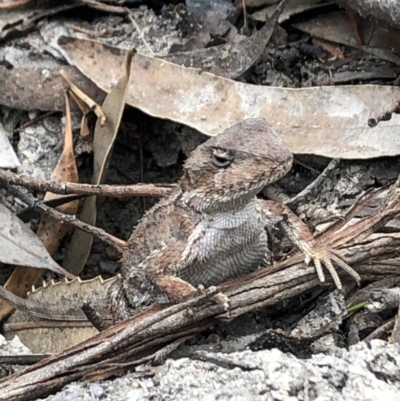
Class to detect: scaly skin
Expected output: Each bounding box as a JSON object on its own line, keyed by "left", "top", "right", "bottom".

{"left": 108, "top": 118, "right": 360, "bottom": 322}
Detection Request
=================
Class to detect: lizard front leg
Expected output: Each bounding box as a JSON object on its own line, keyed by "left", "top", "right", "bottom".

{"left": 143, "top": 241, "right": 199, "bottom": 302}
{"left": 107, "top": 276, "right": 132, "bottom": 322}
{"left": 108, "top": 242, "right": 198, "bottom": 322}
{"left": 257, "top": 199, "right": 361, "bottom": 289}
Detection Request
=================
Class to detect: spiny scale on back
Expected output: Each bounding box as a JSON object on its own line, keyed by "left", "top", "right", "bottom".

{"left": 116, "top": 118, "right": 293, "bottom": 317}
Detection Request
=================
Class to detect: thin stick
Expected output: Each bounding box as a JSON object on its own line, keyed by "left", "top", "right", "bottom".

{"left": 0, "top": 355, "right": 49, "bottom": 365}
{"left": 286, "top": 158, "right": 340, "bottom": 208}
{"left": 13, "top": 111, "right": 57, "bottom": 133}
{"left": 0, "top": 169, "right": 172, "bottom": 198}
{"left": 242, "top": 0, "right": 247, "bottom": 29}
{"left": 6, "top": 185, "right": 127, "bottom": 252}
{"left": 79, "top": 0, "right": 127, "bottom": 14}
{"left": 0, "top": 0, "right": 30, "bottom": 9}
{"left": 363, "top": 318, "right": 395, "bottom": 342}
{"left": 59, "top": 69, "right": 106, "bottom": 125}
{"left": 128, "top": 12, "right": 154, "bottom": 55}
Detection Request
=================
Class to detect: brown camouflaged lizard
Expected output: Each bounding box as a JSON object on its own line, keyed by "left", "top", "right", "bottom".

{"left": 108, "top": 118, "right": 360, "bottom": 322}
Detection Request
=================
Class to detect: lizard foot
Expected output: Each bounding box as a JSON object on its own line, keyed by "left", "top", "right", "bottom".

{"left": 307, "top": 247, "right": 361, "bottom": 290}
{"left": 197, "top": 285, "right": 231, "bottom": 312}
{"left": 212, "top": 291, "right": 231, "bottom": 312}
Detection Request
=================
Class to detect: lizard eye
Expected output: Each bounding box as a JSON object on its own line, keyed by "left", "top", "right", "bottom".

{"left": 211, "top": 149, "right": 234, "bottom": 168}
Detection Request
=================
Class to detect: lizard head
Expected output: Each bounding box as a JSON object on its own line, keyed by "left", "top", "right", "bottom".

{"left": 179, "top": 118, "right": 293, "bottom": 212}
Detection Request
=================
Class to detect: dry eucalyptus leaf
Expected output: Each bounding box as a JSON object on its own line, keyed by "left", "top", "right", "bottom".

{"left": 4, "top": 277, "right": 114, "bottom": 353}
{"left": 64, "top": 49, "right": 134, "bottom": 274}
{"left": 162, "top": 1, "right": 283, "bottom": 79}
{"left": 0, "top": 124, "right": 19, "bottom": 168}
{"left": 292, "top": 11, "right": 400, "bottom": 64}
{"left": 58, "top": 36, "right": 400, "bottom": 159}
{"left": 335, "top": 0, "right": 400, "bottom": 30}
{"left": 0, "top": 93, "right": 79, "bottom": 320}
{"left": 0, "top": 65, "right": 105, "bottom": 112}
{"left": 0, "top": 204, "right": 74, "bottom": 278}
{"left": 252, "top": 0, "right": 332, "bottom": 23}
{"left": 0, "top": 1, "right": 80, "bottom": 40}
{"left": 60, "top": 69, "right": 106, "bottom": 124}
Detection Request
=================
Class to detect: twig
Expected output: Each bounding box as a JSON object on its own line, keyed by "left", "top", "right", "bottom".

{"left": 0, "top": 169, "right": 172, "bottom": 198}
{"left": 0, "top": 355, "right": 49, "bottom": 365}
{"left": 0, "top": 0, "right": 31, "bottom": 9}
{"left": 264, "top": 158, "right": 340, "bottom": 207}
{"left": 68, "top": 24, "right": 102, "bottom": 37}
{"left": 128, "top": 12, "right": 154, "bottom": 55}
{"left": 263, "top": 183, "right": 291, "bottom": 203}
{"left": 286, "top": 158, "right": 340, "bottom": 208}
{"left": 5, "top": 185, "right": 127, "bottom": 252}
{"left": 242, "top": 0, "right": 247, "bottom": 29}
{"left": 0, "top": 285, "right": 87, "bottom": 322}
{"left": 78, "top": 0, "right": 128, "bottom": 14}
{"left": 363, "top": 318, "right": 395, "bottom": 342}
{"left": 13, "top": 111, "right": 57, "bottom": 133}
{"left": 59, "top": 69, "right": 106, "bottom": 126}
{"left": 292, "top": 158, "right": 321, "bottom": 175}
{"left": 368, "top": 100, "right": 400, "bottom": 128}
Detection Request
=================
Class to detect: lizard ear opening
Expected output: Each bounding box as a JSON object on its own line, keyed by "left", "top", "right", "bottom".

{"left": 211, "top": 148, "right": 234, "bottom": 168}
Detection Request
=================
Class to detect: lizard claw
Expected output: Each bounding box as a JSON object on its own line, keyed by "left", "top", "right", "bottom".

{"left": 212, "top": 291, "right": 231, "bottom": 312}
{"left": 197, "top": 285, "right": 231, "bottom": 311}
{"left": 305, "top": 246, "right": 361, "bottom": 290}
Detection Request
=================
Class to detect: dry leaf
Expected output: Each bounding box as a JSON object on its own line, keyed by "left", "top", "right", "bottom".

{"left": 0, "top": 204, "right": 73, "bottom": 278}
{"left": 0, "top": 93, "right": 79, "bottom": 320}
{"left": 0, "top": 124, "right": 20, "bottom": 168}
{"left": 252, "top": 0, "right": 332, "bottom": 23}
{"left": 162, "top": 1, "right": 284, "bottom": 79}
{"left": 293, "top": 11, "right": 400, "bottom": 64}
{"left": 4, "top": 277, "right": 115, "bottom": 353}
{"left": 335, "top": 0, "right": 400, "bottom": 30}
{"left": 0, "top": 2, "right": 80, "bottom": 40}
{"left": 0, "top": 65, "right": 105, "bottom": 112}
{"left": 58, "top": 36, "right": 400, "bottom": 159}
{"left": 312, "top": 38, "right": 344, "bottom": 59}
{"left": 60, "top": 69, "right": 106, "bottom": 125}
{"left": 64, "top": 50, "right": 134, "bottom": 274}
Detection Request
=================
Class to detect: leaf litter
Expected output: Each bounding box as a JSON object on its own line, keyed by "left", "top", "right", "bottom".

{"left": 162, "top": 0, "right": 286, "bottom": 79}
{"left": 57, "top": 35, "right": 400, "bottom": 159}
{"left": 0, "top": 124, "right": 19, "bottom": 169}
{"left": 63, "top": 49, "right": 134, "bottom": 274}
{"left": 0, "top": 91, "right": 79, "bottom": 320}
{"left": 0, "top": 203, "right": 73, "bottom": 278}
{"left": 1, "top": 1, "right": 400, "bottom": 397}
